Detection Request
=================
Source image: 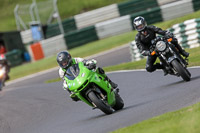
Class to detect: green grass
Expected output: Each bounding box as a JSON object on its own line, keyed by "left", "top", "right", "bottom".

{"left": 111, "top": 102, "right": 200, "bottom": 133}
{"left": 8, "top": 10, "right": 200, "bottom": 81}
{"left": 0, "top": 0, "right": 127, "bottom": 31}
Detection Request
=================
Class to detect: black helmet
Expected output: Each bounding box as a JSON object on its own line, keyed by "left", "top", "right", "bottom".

{"left": 133, "top": 16, "right": 147, "bottom": 32}
{"left": 57, "top": 51, "right": 72, "bottom": 69}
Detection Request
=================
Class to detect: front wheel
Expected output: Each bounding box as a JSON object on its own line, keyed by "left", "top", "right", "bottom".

{"left": 88, "top": 91, "right": 114, "bottom": 114}
{"left": 171, "top": 60, "right": 191, "bottom": 81}
{"left": 112, "top": 92, "right": 124, "bottom": 111}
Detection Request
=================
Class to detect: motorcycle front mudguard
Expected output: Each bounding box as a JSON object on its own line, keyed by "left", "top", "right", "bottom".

{"left": 90, "top": 73, "right": 116, "bottom": 107}
{"left": 73, "top": 73, "right": 116, "bottom": 107}
{"left": 167, "top": 56, "right": 176, "bottom": 64}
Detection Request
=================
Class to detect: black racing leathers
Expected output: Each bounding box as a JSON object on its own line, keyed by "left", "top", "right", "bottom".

{"left": 135, "top": 25, "right": 168, "bottom": 72}
{"left": 135, "top": 25, "right": 167, "bottom": 56}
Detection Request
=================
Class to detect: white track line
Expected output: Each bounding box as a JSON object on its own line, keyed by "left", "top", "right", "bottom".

{"left": 6, "top": 66, "right": 200, "bottom": 86}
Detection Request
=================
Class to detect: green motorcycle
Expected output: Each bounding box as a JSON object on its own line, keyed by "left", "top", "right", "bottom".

{"left": 64, "top": 62, "right": 124, "bottom": 114}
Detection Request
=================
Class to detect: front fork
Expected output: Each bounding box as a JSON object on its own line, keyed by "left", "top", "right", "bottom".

{"left": 159, "top": 48, "right": 186, "bottom": 75}
{"left": 169, "top": 45, "right": 188, "bottom": 67}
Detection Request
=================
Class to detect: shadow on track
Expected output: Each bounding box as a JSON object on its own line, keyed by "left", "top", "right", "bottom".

{"left": 159, "top": 75, "right": 200, "bottom": 88}
{"left": 81, "top": 101, "right": 151, "bottom": 122}
{"left": 121, "top": 101, "right": 151, "bottom": 111}
{"left": 191, "top": 75, "right": 200, "bottom": 81}
{"left": 162, "top": 80, "right": 185, "bottom": 88}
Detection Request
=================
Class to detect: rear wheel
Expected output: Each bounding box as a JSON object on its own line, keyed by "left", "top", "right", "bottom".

{"left": 171, "top": 60, "right": 190, "bottom": 81}
{"left": 88, "top": 91, "right": 114, "bottom": 114}
{"left": 112, "top": 92, "right": 124, "bottom": 111}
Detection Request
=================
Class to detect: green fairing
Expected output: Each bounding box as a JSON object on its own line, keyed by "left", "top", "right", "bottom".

{"left": 64, "top": 62, "right": 116, "bottom": 107}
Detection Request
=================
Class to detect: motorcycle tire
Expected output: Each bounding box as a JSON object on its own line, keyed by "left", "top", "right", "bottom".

{"left": 88, "top": 91, "right": 114, "bottom": 114}
{"left": 185, "top": 68, "right": 191, "bottom": 78}
{"left": 112, "top": 92, "right": 124, "bottom": 111}
{"left": 171, "top": 60, "right": 190, "bottom": 81}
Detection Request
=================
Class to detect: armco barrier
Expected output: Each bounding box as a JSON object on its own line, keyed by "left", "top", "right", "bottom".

{"left": 130, "top": 7, "right": 163, "bottom": 29}
{"left": 40, "top": 34, "right": 66, "bottom": 57}
{"left": 169, "top": 18, "right": 200, "bottom": 48}
{"left": 118, "top": 0, "right": 158, "bottom": 16}
{"left": 95, "top": 15, "right": 132, "bottom": 39}
{"left": 20, "top": 29, "right": 33, "bottom": 44}
{"left": 161, "top": 0, "right": 194, "bottom": 21}
{"left": 157, "top": 0, "right": 179, "bottom": 6}
{"left": 62, "top": 17, "right": 77, "bottom": 33}
{"left": 129, "top": 41, "right": 144, "bottom": 61}
{"left": 74, "top": 4, "right": 120, "bottom": 29}
{"left": 44, "top": 17, "right": 77, "bottom": 39}
{"left": 64, "top": 26, "right": 98, "bottom": 49}
{"left": 44, "top": 23, "right": 61, "bottom": 38}
{"left": 192, "top": 0, "right": 200, "bottom": 11}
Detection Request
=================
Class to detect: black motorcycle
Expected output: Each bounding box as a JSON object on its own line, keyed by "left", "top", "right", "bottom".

{"left": 150, "top": 36, "right": 191, "bottom": 81}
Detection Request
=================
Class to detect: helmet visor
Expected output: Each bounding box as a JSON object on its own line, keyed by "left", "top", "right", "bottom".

{"left": 136, "top": 24, "right": 145, "bottom": 31}
{"left": 60, "top": 60, "right": 68, "bottom": 68}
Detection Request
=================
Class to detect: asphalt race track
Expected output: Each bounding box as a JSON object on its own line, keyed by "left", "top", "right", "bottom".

{"left": 1, "top": 67, "right": 200, "bottom": 133}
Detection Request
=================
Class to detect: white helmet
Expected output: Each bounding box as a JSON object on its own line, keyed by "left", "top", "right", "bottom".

{"left": 133, "top": 16, "right": 147, "bottom": 32}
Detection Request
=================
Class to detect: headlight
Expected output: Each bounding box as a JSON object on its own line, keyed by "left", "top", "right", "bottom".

{"left": 0, "top": 69, "right": 4, "bottom": 77}
{"left": 156, "top": 41, "right": 166, "bottom": 52}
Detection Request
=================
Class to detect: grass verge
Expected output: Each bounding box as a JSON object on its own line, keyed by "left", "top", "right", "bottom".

{"left": 111, "top": 102, "right": 200, "bottom": 133}
{"left": 8, "top": 10, "right": 200, "bottom": 81}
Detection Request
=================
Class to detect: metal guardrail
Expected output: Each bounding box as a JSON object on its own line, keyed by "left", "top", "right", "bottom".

{"left": 169, "top": 18, "right": 200, "bottom": 48}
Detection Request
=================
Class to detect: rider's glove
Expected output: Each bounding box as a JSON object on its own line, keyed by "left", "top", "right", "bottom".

{"left": 63, "top": 80, "right": 68, "bottom": 91}
{"left": 88, "top": 63, "right": 96, "bottom": 70}
{"left": 85, "top": 59, "right": 97, "bottom": 70}
{"left": 165, "top": 31, "right": 174, "bottom": 38}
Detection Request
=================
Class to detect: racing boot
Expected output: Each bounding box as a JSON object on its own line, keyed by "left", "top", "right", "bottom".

{"left": 5, "top": 74, "right": 10, "bottom": 81}
{"left": 105, "top": 76, "right": 118, "bottom": 89}
{"left": 155, "top": 63, "right": 168, "bottom": 76}
{"left": 181, "top": 50, "right": 189, "bottom": 58}
{"left": 162, "top": 69, "right": 168, "bottom": 76}
{"left": 175, "top": 43, "right": 189, "bottom": 57}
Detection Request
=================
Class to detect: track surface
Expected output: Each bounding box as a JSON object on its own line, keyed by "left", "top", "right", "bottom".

{"left": 1, "top": 67, "right": 200, "bottom": 133}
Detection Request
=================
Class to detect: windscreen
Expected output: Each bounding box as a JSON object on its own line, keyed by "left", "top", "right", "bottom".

{"left": 65, "top": 64, "right": 80, "bottom": 80}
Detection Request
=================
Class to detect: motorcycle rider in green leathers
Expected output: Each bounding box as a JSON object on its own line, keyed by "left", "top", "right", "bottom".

{"left": 57, "top": 51, "right": 118, "bottom": 101}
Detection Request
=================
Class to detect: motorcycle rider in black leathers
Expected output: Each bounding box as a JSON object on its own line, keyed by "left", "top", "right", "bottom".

{"left": 133, "top": 16, "right": 189, "bottom": 75}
